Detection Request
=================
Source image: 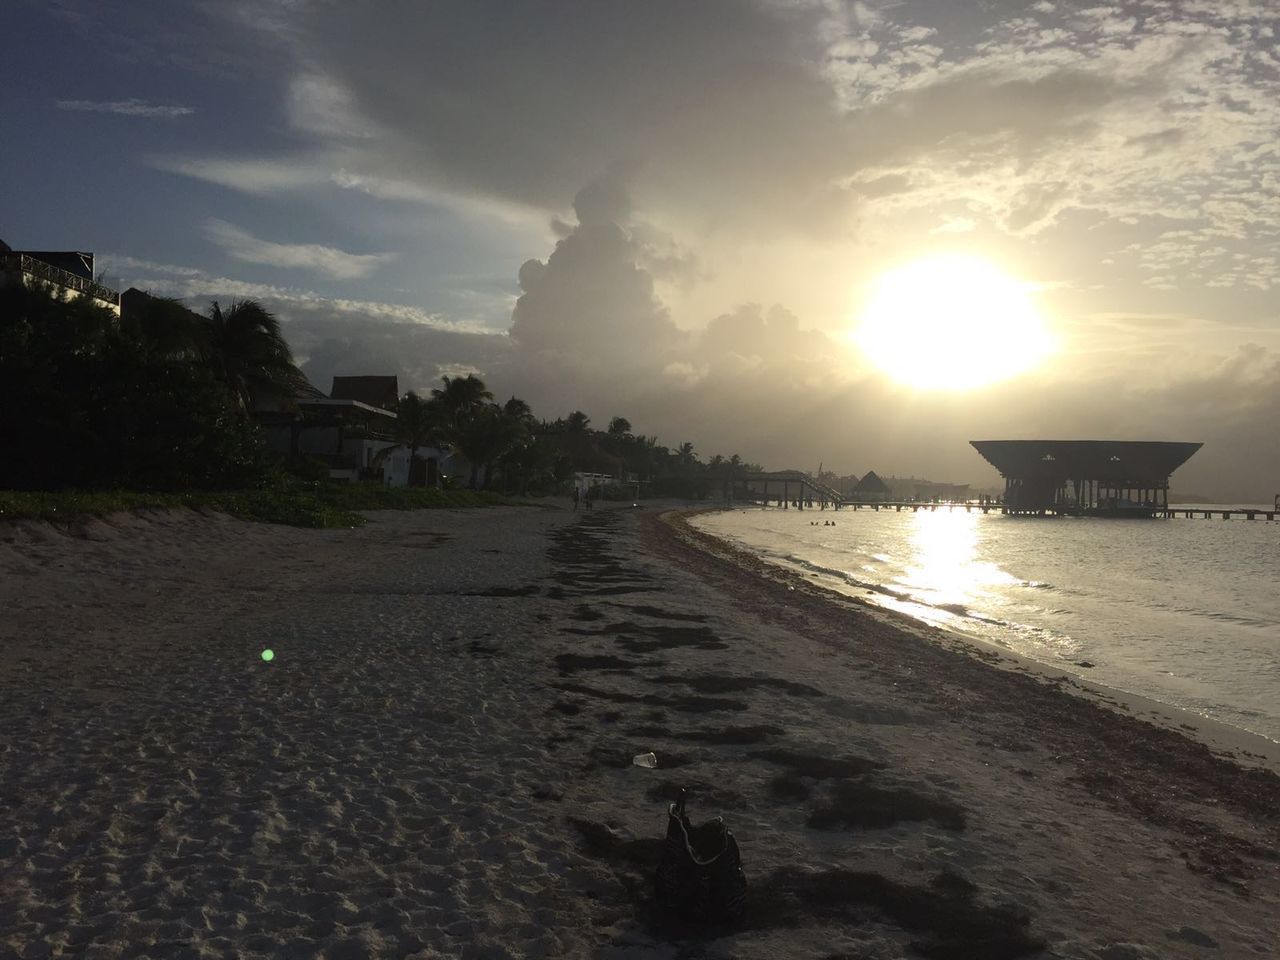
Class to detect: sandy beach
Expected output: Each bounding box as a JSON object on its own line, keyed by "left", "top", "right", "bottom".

{"left": 2, "top": 503, "right": 1278, "bottom": 959}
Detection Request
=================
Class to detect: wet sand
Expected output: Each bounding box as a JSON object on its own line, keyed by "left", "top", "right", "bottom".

{"left": 2, "top": 504, "right": 1278, "bottom": 959}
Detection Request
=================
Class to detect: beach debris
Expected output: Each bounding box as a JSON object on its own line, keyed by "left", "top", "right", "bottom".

{"left": 632, "top": 751, "right": 659, "bottom": 768}
{"left": 261, "top": 649, "right": 275, "bottom": 661}
{"left": 656, "top": 788, "right": 747, "bottom": 923}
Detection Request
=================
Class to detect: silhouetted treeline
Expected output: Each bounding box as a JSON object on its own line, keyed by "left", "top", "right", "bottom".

{"left": 0, "top": 285, "right": 291, "bottom": 490}
{"left": 1, "top": 285, "right": 761, "bottom": 495}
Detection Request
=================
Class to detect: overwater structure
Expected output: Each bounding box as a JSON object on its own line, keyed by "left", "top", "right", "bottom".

{"left": 970, "top": 440, "right": 1203, "bottom": 516}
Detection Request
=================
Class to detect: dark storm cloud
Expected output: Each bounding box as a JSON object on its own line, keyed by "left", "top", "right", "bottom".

{"left": 279, "top": 0, "right": 859, "bottom": 232}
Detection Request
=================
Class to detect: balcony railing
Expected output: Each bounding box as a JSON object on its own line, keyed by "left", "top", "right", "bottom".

{"left": 0, "top": 252, "right": 120, "bottom": 305}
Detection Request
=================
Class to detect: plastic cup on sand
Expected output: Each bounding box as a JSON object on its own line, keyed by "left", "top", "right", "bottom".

{"left": 632, "top": 752, "right": 659, "bottom": 768}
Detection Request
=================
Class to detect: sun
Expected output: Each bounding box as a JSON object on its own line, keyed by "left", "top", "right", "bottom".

{"left": 852, "top": 254, "right": 1055, "bottom": 391}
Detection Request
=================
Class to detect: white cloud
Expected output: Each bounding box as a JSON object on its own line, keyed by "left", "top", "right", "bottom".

{"left": 149, "top": 155, "right": 321, "bottom": 193}
{"left": 203, "top": 219, "right": 394, "bottom": 280}
{"left": 54, "top": 97, "right": 193, "bottom": 118}
{"left": 147, "top": 153, "right": 547, "bottom": 229}
{"left": 286, "top": 74, "right": 375, "bottom": 139}
{"left": 930, "top": 216, "right": 977, "bottom": 234}
{"left": 100, "top": 254, "right": 500, "bottom": 337}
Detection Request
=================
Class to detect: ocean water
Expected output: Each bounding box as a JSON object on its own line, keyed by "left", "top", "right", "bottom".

{"left": 693, "top": 504, "right": 1280, "bottom": 743}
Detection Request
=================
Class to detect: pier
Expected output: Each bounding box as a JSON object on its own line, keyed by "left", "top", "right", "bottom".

{"left": 830, "top": 501, "right": 1277, "bottom": 521}
{"left": 732, "top": 491, "right": 1277, "bottom": 520}
{"left": 733, "top": 470, "right": 847, "bottom": 509}
{"left": 969, "top": 439, "right": 1204, "bottom": 517}
{"left": 726, "top": 444, "right": 1272, "bottom": 520}
{"left": 728, "top": 462, "right": 1275, "bottom": 520}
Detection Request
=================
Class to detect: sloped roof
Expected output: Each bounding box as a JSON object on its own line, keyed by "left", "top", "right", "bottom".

{"left": 331, "top": 375, "right": 398, "bottom": 411}
{"left": 856, "top": 470, "right": 889, "bottom": 493}
{"left": 970, "top": 440, "right": 1202, "bottom": 481}
{"left": 295, "top": 375, "right": 328, "bottom": 401}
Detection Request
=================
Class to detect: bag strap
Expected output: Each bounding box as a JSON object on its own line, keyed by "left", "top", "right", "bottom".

{"left": 670, "top": 786, "right": 687, "bottom": 820}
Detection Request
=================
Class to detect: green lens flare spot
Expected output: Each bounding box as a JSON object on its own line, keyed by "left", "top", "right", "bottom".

{"left": 261, "top": 649, "right": 275, "bottom": 662}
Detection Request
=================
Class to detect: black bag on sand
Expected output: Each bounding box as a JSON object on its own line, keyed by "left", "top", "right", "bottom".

{"left": 655, "top": 788, "right": 747, "bottom": 923}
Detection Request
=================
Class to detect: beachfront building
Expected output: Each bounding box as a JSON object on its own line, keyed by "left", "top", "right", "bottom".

{"left": 255, "top": 374, "right": 468, "bottom": 486}
{"left": 0, "top": 241, "right": 120, "bottom": 315}
{"left": 970, "top": 439, "right": 1203, "bottom": 516}
{"left": 852, "top": 470, "right": 890, "bottom": 502}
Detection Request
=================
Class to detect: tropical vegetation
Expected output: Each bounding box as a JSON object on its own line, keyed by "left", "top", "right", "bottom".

{"left": 1, "top": 284, "right": 269, "bottom": 490}
{"left": 1, "top": 281, "right": 764, "bottom": 519}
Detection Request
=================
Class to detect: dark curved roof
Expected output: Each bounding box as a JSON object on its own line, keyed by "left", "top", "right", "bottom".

{"left": 970, "top": 440, "right": 1202, "bottom": 481}
{"left": 856, "top": 470, "right": 889, "bottom": 492}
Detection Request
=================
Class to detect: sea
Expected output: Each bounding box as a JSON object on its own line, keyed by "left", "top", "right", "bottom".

{"left": 693, "top": 503, "right": 1280, "bottom": 743}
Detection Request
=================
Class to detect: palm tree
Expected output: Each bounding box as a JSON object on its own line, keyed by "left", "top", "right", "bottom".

{"left": 565, "top": 410, "right": 591, "bottom": 433}
{"left": 603, "top": 416, "right": 633, "bottom": 475}
{"left": 677, "top": 441, "right": 697, "bottom": 470}
{"left": 496, "top": 397, "right": 540, "bottom": 493}
{"left": 503, "top": 395, "right": 535, "bottom": 424}
{"left": 203, "top": 299, "right": 304, "bottom": 413}
{"left": 122, "top": 294, "right": 204, "bottom": 360}
{"left": 371, "top": 392, "right": 449, "bottom": 485}
{"left": 637, "top": 435, "right": 662, "bottom": 481}
{"left": 431, "top": 374, "right": 493, "bottom": 429}
{"left": 453, "top": 403, "right": 523, "bottom": 489}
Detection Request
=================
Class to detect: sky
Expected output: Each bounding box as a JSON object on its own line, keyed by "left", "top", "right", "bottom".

{"left": 4, "top": 0, "right": 1279, "bottom": 499}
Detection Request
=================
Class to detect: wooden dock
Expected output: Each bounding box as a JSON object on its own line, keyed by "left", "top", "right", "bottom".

{"left": 826, "top": 501, "right": 1278, "bottom": 521}
{"left": 1158, "top": 507, "right": 1278, "bottom": 521}
{"left": 733, "top": 471, "right": 1276, "bottom": 520}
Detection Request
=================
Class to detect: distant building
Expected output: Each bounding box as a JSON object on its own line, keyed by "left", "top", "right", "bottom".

{"left": 0, "top": 241, "right": 120, "bottom": 315}
{"left": 853, "top": 470, "right": 890, "bottom": 501}
{"left": 970, "top": 439, "right": 1203, "bottom": 515}
{"left": 255, "top": 374, "right": 467, "bottom": 487}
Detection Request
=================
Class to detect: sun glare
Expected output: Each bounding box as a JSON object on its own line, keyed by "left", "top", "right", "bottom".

{"left": 853, "top": 255, "right": 1055, "bottom": 391}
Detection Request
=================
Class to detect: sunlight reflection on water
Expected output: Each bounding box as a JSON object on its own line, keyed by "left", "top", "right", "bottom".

{"left": 695, "top": 505, "right": 1280, "bottom": 742}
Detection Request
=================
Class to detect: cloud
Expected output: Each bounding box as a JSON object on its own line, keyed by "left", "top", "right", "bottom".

{"left": 95, "top": 0, "right": 1280, "bottom": 497}
{"left": 930, "top": 216, "right": 977, "bottom": 234}
{"left": 100, "top": 254, "right": 494, "bottom": 336}
{"left": 234, "top": 0, "right": 859, "bottom": 235}
{"left": 507, "top": 182, "right": 686, "bottom": 381}
{"left": 98, "top": 254, "right": 509, "bottom": 398}
{"left": 149, "top": 155, "right": 320, "bottom": 193}
{"left": 203, "top": 219, "right": 394, "bottom": 280}
{"left": 148, "top": 153, "right": 547, "bottom": 228}
{"left": 54, "top": 97, "right": 193, "bottom": 118}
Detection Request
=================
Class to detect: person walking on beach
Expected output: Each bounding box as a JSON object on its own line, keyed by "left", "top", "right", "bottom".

{"left": 573, "top": 486, "right": 580, "bottom": 511}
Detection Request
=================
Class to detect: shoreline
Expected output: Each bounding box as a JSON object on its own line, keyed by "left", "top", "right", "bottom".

{"left": 4, "top": 504, "right": 1279, "bottom": 958}
{"left": 679, "top": 504, "right": 1280, "bottom": 771}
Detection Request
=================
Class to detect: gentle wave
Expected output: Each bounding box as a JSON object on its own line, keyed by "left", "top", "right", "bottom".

{"left": 694, "top": 506, "right": 1280, "bottom": 743}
